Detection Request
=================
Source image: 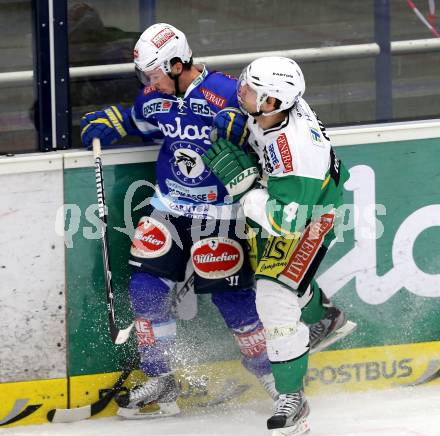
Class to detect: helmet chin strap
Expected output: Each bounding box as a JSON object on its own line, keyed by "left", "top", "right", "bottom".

{"left": 256, "top": 97, "right": 283, "bottom": 117}
{"left": 261, "top": 108, "right": 283, "bottom": 117}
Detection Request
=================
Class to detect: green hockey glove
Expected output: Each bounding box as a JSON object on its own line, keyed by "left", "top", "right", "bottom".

{"left": 202, "top": 138, "right": 258, "bottom": 201}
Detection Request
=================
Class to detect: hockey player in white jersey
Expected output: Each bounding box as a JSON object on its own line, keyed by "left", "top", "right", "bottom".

{"left": 203, "top": 57, "right": 356, "bottom": 435}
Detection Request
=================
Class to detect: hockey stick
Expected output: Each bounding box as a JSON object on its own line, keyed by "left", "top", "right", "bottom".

{"left": 47, "top": 369, "right": 131, "bottom": 423}
{"left": 93, "top": 137, "right": 134, "bottom": 344}
{"left": 171, "top": 261, "right": 197, "bottom": 321}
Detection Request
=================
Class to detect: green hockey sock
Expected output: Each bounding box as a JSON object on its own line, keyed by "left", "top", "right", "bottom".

{"left": 301, "top": 279, "right": 328, "bottom": 324}
{"left": 271, "top": 352, "right": 308, "bottom": 394}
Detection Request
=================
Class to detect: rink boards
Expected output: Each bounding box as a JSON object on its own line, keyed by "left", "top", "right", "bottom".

{"left": 1, "top": 121, "right": 440, "bottom": 428}
{"left": 1, "top": 341, "right": 440, "bottom": 427}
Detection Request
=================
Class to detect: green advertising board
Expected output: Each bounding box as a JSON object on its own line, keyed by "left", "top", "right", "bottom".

{"left": 64, "top": 138, "right": 440, "bottom": 376}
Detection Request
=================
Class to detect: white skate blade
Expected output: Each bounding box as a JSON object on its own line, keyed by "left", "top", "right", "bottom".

{"left": 117, "top": 401, "right": 180, "bottom": 420}
{"left": 271, "top": 416, "right": 310, "bottom": 436}
{"left": 310, "top": 320, "right": 357, "bottom": 355}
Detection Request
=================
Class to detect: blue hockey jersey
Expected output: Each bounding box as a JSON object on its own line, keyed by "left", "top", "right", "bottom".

{"left": 130, "top": 66, "right": 239, "bottom": 207}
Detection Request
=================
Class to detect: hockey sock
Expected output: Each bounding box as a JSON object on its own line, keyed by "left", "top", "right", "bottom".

{"left": 300, "top": 279, "right": 328, "bottom": 324}
{"left": 270, "top": 353, "right": 308, "bottom": 394}
{"left": 231, "top": 321, "right": 272, "bottom": 377}
{"left": 129, "top": 272, "right": 176, "bottom": 376}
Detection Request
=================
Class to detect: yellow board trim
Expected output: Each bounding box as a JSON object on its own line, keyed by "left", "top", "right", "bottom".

{"left": 307, "top": 341, "right": 440, "bottom": 394}
{"left": 0, "top": 378, "right": 67, "bottom": 428}
{"left": 2, "top": 342, "right": 440, "bottom": 427}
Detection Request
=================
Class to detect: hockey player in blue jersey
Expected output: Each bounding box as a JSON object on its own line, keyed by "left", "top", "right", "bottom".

{"left": 80, "top": 23, "right": 276, "bottom": 419}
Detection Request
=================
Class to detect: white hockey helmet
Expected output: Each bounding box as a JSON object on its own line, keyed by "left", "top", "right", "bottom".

{"left": 134, "top": 23, "right": 192, "bottom": 83}
{"left": 238, "top": 56, "right": 305, "bottom": 115}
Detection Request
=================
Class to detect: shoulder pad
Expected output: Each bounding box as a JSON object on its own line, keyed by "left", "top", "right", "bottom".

{"left": 204, "top": 71, "right": 238, "bottom": 88}
{"left": 199, "top": 72, "right": 238, "bottom": 110}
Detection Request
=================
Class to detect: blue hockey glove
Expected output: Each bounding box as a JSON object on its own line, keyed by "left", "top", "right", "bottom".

{"left": 80, "top": 105, "right": 131, "bottom": 147}
{"left": 202, "top": 138, "right": 258, "bottom": 201}
{"left": 210, "top": 107, "right": 249, "bottom": 146}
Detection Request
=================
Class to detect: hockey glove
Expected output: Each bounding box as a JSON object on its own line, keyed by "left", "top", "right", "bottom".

{"left": 210, "top": 107, "right": 249, "bottom": 146}
{"left": 80, "top": 105, "right": 132, "bottom": 148}
{"left": 202, "top": 138, "right": 258, "bottom": 201}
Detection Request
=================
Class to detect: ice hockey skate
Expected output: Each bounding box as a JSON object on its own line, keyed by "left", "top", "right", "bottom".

{"left": 115, "top": 373, "right": 180, "bottom": 419}
{"left": 309, "top": 305, "right": 357, "bottom": 354}
{"left": 267, "top": 390, "right": 310, "bottom": 436}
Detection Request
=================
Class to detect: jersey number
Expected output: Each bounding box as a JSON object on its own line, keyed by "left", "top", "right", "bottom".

{"left": 226, "top": 275, "right": 239, "bottom": 286}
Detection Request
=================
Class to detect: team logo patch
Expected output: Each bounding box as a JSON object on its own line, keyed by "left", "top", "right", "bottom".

{"left": 170, "top": 141, "right": 211, "bottom": 186}
{"left": 200, "top": 87, "right": 226, "bottom": 109}
{"left": 310, "top": 127, "right": 323, "bottom": 146}
{"left": 190, "top": 98, "right": 213, "bottom": 117}
{"left": 135, "top": 319, "right": 155, "bottom": 346}
{"left": 157, "top": 117, "right": 211, "bottom": 146}
{"left": 168, "top": 202, "right": 212, "bottom": 219}
{"left": 151, "top": 27, "right": 176, "bottom": 49}
{"left": 143, "top": 98, "right": 173, "bottom": 116}
{"left": 130, "top": 216, "right": 172, "bottom": 258}
{"left": 263, "top": 142, "right": 282, "bottom": 174}
{"left": 165, "top": 179, "right": 218, "bottom": 203}
{"left": 276, "top": 132, "right": 293, "bottom": 172}
{"left": 234, "top": 326, "right": 267, "bottom": 358}
{"left": 191, "top": 237, "right": 244, "bottom": 279}
{"left": 280, "top": 213, "right": 334, "bottom": 287}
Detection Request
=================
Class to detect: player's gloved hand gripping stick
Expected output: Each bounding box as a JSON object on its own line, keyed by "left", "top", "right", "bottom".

{"left": 93, "top": 137, "right": 134, "bottom": 344}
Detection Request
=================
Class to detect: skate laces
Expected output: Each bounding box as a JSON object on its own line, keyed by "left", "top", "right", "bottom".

{"left": 309, "top": 307, "right": 341, "bottom": 343}
{"left": 309, "top": 321, "right": 326, "bottom": 343}
{"left": 273, "top": 393, "right": 303, "bottom": 416}
{"left": 130, "top": 378, "right": 162, "bottom": 404}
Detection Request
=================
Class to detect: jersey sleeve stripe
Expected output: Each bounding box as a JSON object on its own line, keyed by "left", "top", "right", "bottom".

{"left": 321, "top": 174, "right": 331, "bottom": 190}
{"left": 267, "top": 211, "right": 300, "bottom": 239}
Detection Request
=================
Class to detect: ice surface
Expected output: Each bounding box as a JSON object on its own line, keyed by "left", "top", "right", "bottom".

{"left": 2, "top": 385, "right": 440, "bottom": 436}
